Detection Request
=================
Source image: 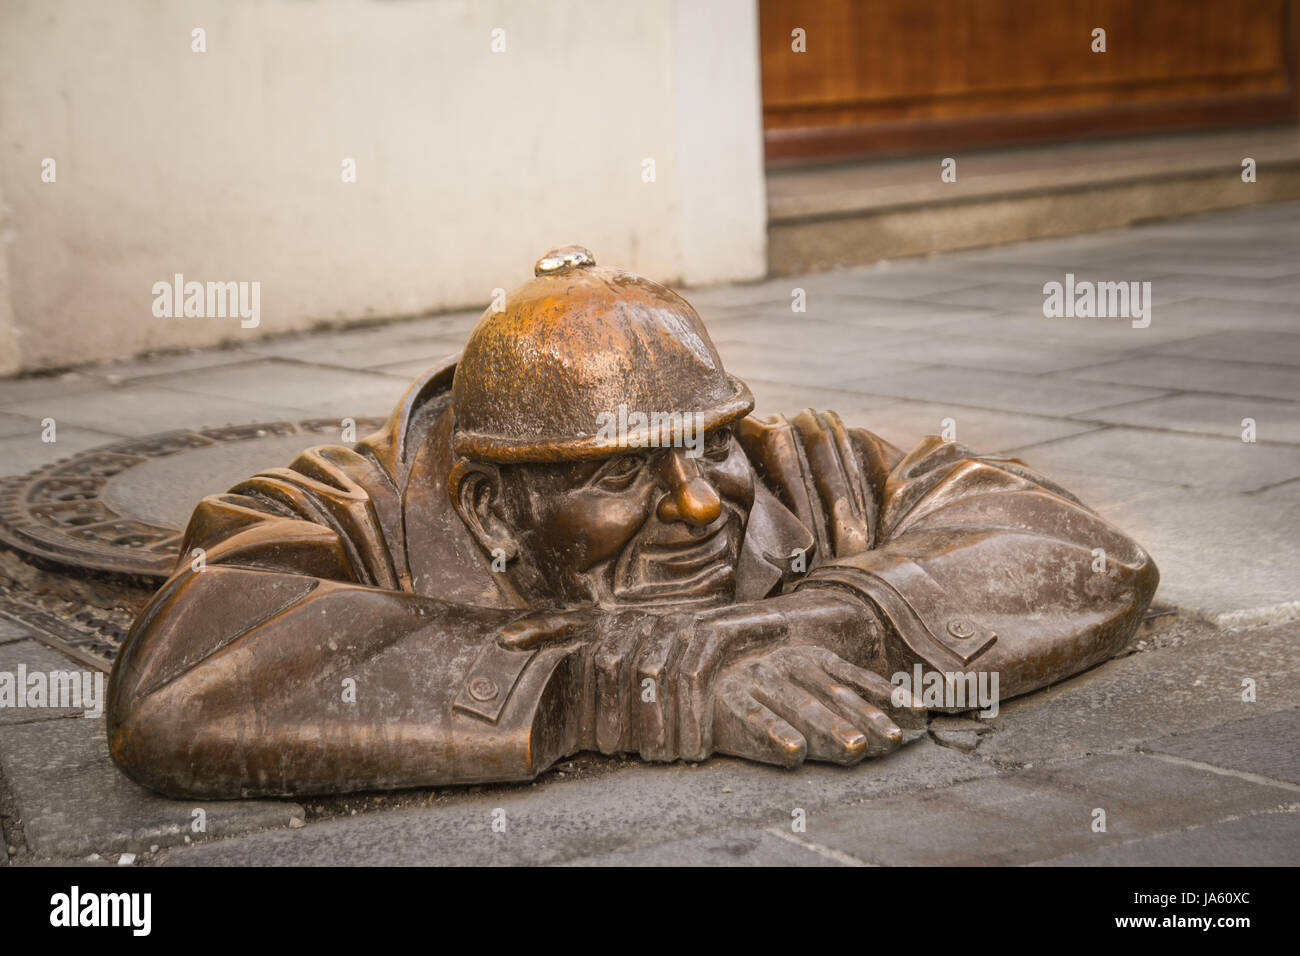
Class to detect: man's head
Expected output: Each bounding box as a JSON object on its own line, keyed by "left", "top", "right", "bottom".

{"left": 447, "top": 246, "right": 757, "bottom": 609}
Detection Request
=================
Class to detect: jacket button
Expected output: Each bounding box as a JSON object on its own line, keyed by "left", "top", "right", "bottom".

{"left": 468, "top": 676, "right": 499, "bottom": 701}
{"left": 947, "top": 619, "right": 975, "bottom": 640}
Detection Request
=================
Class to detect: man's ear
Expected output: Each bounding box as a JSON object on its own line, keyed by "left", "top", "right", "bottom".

{"left": 448, "top": 459, "right": 519, "bottom": 561}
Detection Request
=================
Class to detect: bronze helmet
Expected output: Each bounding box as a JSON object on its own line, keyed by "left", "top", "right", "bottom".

{"left": 451, "top": 246, "right": 754, "bottom": 463}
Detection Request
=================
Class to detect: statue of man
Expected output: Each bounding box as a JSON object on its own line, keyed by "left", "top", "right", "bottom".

{"left": 108, "top": 246, "right": 1158, "bottom": 798}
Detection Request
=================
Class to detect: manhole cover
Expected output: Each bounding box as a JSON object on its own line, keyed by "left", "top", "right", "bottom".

{"left": 0, "top": 418, "right": 383, "bottom": 581}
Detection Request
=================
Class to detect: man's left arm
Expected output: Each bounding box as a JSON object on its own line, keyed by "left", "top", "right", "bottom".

{"left": 798, "top": 432, "right": 1160, "bottom": 701}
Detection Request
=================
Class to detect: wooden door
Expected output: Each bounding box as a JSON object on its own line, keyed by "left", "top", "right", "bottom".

{"left": 760, "top": 0, "right": 1300, "bottom": 162}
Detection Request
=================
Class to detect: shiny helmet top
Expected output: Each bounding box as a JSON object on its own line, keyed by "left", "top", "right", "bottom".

{"left": 451, "top": 246, "right": 753, "bottom": 463}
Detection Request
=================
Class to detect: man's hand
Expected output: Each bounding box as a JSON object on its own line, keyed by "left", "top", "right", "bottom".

{"left": 712, "top": 644, "right": 926, "bottom": 767}
{"left": 493, "top": 591, "right": 926, "bottom": 768}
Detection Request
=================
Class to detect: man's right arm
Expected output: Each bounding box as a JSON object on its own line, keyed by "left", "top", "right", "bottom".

{"left": 106, "top": 445, "right": 584, "bottom": 798}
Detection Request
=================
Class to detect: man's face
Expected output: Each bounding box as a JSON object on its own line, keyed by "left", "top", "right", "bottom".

{"left": 497, "top": 426, "right": 756, "bottom": 609}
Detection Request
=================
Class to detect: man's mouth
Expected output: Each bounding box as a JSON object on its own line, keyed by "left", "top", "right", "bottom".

{"left": 640, "top": 527, "right": 731, "bottom": 571}
{"left": 612, "top": 513, "right": 740, "bottom": 605}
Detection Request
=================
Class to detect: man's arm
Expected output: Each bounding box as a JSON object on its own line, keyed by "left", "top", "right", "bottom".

{"left": 799, "top": 432, "right": 1160, "bottom": 701}
{"left": 739, "top": 409, "right": 1158, "bottom": 703}
{"left": 107, "top": 564, "right": 593, "bottom": 796}
{"left": 107, "top": 444, "right": 580, "bottom": 797}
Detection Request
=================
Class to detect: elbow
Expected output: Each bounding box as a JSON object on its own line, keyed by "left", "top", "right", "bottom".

{"left": 107, "top": 689, "right": 192, "bottom": 798}
{"left": 1131, "top": 544, "right": 1161, "bottom": 614}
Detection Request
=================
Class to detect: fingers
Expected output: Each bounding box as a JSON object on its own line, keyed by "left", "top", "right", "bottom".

{"left": 782, "top": 655, "right": 906, "bottom": 757}
{"left": 594, "top": 615, "right": 657, "bottom": 755}
{"left": 712, "top": 684, "right": 806, "bottom": 768}
{"left": 748, "top": 667, "right": 871, "bottom": 766}
{"left": 790, "top": 409, "right": 872, "bottom": 557}
{"left": 798, "top": 646, "right": 928, "bottom": 732}
{"left": 634, "top": 617, "right": 687, "bottom": 761}
{"left": 676, "top": 604, "right": 786, "bottom": 761}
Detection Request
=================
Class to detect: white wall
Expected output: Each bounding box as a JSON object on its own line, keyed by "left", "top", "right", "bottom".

{"left": 0, "top": 0, "right": 767, "bottom": 374}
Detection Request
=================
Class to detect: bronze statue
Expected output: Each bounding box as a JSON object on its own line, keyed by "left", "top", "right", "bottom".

{"left": 107, "top": 246, "right": 1158, "bottom": 798}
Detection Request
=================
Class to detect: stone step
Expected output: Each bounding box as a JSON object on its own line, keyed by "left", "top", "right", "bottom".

{"left": 767, "top": 125, "right": 1300, "bottom": 275}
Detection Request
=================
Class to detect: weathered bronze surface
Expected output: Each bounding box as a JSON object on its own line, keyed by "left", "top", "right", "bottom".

{"left": 107, "top": 247, "right": 1158, "bottom": 797}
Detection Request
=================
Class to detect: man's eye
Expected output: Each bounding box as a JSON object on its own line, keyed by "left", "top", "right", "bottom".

{"left": 704, "top": 432, "right": 731, "bottom": 461}
{"left": 595, "top": 455, "right": 644, "bottom": 490}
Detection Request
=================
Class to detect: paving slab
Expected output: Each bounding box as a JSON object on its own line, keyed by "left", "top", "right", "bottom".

{"left": 0, "top": 715, "right": 303, "bottom": 859}
{"left": 158, "top": 739, "right": 990, "bottom": 866}
{"left": 1142, "top": 296, "right": 1300, "bottom": 333}
{"left": 708, "top": 341, "right": 928, "bottom": 390}
{"left": 0, "top": 372, "right": 109, "bottom": 406}
{"left": 247, "top": 326, "right": 463, "bottom": 371}
{"left": 1137, "top": 206, "right": 1300, "bottom": 233}
{"left": 843, "top": 400, "right": 1099, "bottom": 453}
{"left": 744, "top": 380, "right": 903, "bottom": 423}
{"left": 1093, "top": 252, "right": 1300, "bottom": 281}
{"left": 1100, "top": 487, "right": 1300, "bottom": 621}
{"left": 671, "top": 278, "right": 801, "bottom": 312}
{"left": 1140, "top": 710, "right": 1300, "bottom": 786}
{"left": 805, "top": 265, "right": 985, "bottom": 301}
{"left": 788, "top": 753, "right": 1297, "bottom": 866}
{"left": 1214, "top": 276, "right": 1300, "bottom": 306}
{"left": 873, "top": 334, "right": 1117, "bottom": 375}
{"left": 708, "top": 318, "right": 921, "bottom": 351}
{"left": 141, "top": 359, "right": 410, "bottom": 420}
{"left": 0, "top": 619, "right": 31, "bottom": 644}
{"left": 975, "top": 623, "right": 1300, "bottom": 765}
{"left": 1150, "top": 330, "right": 1300, "bottom": 367}
{"left": 0, "top": 384, "right": 304, "bottom": 439}
{"left": 927, "top": 274, "right": 1194, "bottom": 311}
{"left": 743, "top": 297, "right": 996, "bottom": 331}
{"left": 0, "top": 425, "right": 129, "bottom": 477}
{"left": 1036, "top": 809, "right": 1298, "bottom": 866}
{"left": 940, "top": 261, "right": 1134, "bottom": 284}
{"left": 0, "top": 412, "right": 40, "bottom": 439}
{"left": 1066, "top": 355, "right": 1300, "bottom": 402}
{"left": 942, "top": 232, "right": 1154, "bottom": 268}
{"left": 922, "top": 281, "right": 1073, "bottom": 313}
{"left": 1077, "top": 393, "right": 1300, "bottom": 445}
{"left": 823, "top": 366, "right": 1169, "bottom": 416}
{"left": 1253, "top": 478, "right": 1300, "bottom": 502}
{"left": 562, "top": 828, "right": 844, "bottom": 867}
{"left": 101, "top": 431, "right": 353, "bottom": 529}
{"left": 87, "top": 348, "right": 259, "bottom": 385}
{"left": 932, "top": 312, "right": 1211, "bottom": 350}
{"left": 395, "top": 310, "right": 486, "bottom": 337}
{"left": 0, "top": 640, "right": 98, "bottom": 724}
{"left": 1096, "top": 235, "right": 1299, "bottom": 260}
{"left": 1012, "top": 426, "right": 1300, "bottom": 492}
{"left": 371, "top": 355, "right": 465, "bottom": 380}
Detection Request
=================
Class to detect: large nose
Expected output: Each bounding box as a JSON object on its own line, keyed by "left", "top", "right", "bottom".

{"left": 657, "top": 448, "right": 722, "bottom": 527}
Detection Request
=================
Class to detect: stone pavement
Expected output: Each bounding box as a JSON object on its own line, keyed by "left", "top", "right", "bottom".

{"left": 1, "top": 202, "right": 1298, "bottom": 865}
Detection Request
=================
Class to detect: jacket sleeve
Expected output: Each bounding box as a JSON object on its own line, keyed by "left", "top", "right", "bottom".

{"left": 739, "top": 410, "right": 1159, "bottom": 700}
{"left": 106, "top": 444, "right": 582, "bottom": 797}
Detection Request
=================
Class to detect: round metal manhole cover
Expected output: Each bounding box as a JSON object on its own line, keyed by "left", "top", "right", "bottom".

{"left": 0, "top": 418, "right": 384, "bottom": 580}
